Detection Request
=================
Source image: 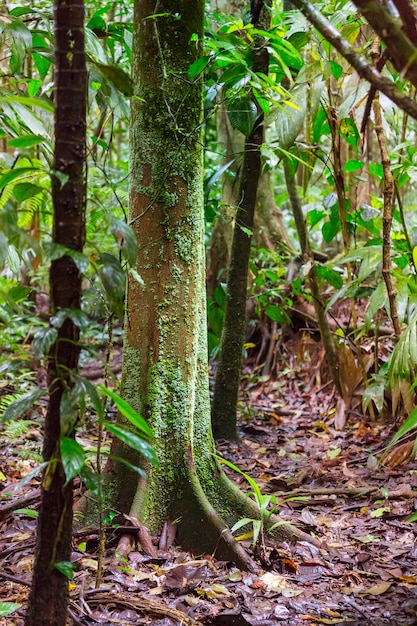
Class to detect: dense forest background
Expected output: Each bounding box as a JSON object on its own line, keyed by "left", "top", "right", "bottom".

{"left": 1, "top": 0, "right": 417, "bottom": 624}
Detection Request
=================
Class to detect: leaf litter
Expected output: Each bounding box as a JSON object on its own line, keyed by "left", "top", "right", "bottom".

{"left": 1, "top": 340, "right": 417, "bottom": 625}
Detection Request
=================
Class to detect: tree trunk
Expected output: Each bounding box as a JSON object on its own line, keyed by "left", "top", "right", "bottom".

{"left": 102, "top": 0, "right": 313, "bottom": 567}
{"left": 211, "top": 0, "right": 271, "bottom": 441}
{"left": 25, "top": 0, "right": 86, "bottom": 624}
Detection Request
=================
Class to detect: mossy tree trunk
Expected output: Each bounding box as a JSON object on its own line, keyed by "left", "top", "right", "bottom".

{"left": 107, "top": 0, "right": 312, "bottom": 567}
{"left": 25, "top": 0, "right": 86, "bottom": 624}
{"left": 211, "top": 0, "right": 271, "bottom": 441}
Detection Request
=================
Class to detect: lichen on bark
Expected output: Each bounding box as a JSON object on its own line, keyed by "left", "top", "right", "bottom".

{"left": 102, "top": 0, "right": 317, "bottom": 569}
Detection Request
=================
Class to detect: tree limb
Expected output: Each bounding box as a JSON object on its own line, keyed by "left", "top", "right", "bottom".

{"left": 289, "top": 0, "right": 417, "bottom": 120}
{"left": 351, "top": 0, "right": 417, "bottom": 87}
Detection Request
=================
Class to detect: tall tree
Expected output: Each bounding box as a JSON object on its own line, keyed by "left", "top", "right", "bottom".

{"left": 211, "top": 0, "right": 271, "bottom": 440}
{"left": 102, "top": 0, "right": 312, "bottom": 566}
{"left": 25, "top": 0, "right": 86, "bottom": 623}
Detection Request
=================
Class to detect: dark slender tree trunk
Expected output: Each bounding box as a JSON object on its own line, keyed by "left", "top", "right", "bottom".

{"left": 211, "top": 0, "right": 271, "bottom": 440}
{"left": 25, "top": 0, "right": 86, "bottom": 623}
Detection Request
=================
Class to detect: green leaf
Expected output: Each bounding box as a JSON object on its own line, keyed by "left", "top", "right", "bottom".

{"left": 54, "top": 561, "right": 74, "bottom": 580}
{"left": 385, "top": 405, "right": 417, "bottom": 454}
{"left": 46, "top": 242, "right": 90, "bottom": 273}
{"left": 0, "top": 602, "right": 21, "bottom": 617}
{"left": 0, "top": 95, "right": 54, "bottom": 113}
{"left": 265, "top": 304, "right": 286, "bottom": 323}
{"left": 72, "top": 374, "right": 104, "bottom": 420}
{"left": 80, "top": 465, "right": 100, "bottom": 497}
{"left": 227, "top": 96, "right": 258, "bottom": 136}
{"left": 50, "top": 308, "right": 90, "bottom": 330}
{"left": 98, "top": 385, "right": 154, "bottom": 438}
{"left": 108, "top": 216, "right": 138, "bottom": 266}
{"left": 94, "top": 62, "right": 134, "bottom": 97}
{"left": 339, "top": 118, "right": 360, "bottom": 147}
{"left": 14, "top": 508, "right": 38, "bottom": 517}
{"left": 97, "top": 253, "right": 126, "bottom": 318}
{"left": 213, "top": 284, "right": 227, "bottom": 309}
{"left": 329, "top": 60, "right": 342, "bottom": 80}
{"left": 16, "top": 462, "right": 49, "bottom": 490}
{"left": 13, "top": 182, "right": 44, "bottom": 201}
{"left": 60, "top": 388, "right": 79, "bottom": 435}
{"left": 60, "top": 437, "right": 85, "bottom": 482}
{"left": 104, "top": 422, "right": 158, "bottom": 466}
{"left": 344, "top": 159, "right": 363, "bottom": 173}
{"left": 0, "top": 389, "right": 46, "bottom": 424}
{"left": 215, "top": 455, "right": 263, "bottom": 503}
{"left": 188, "top": 55, "right": 211, "bottom": 78}
{"left": 33, "top": 327, "right": 58, "bottom": 358}
{"left": 8, "top": 134, "right": 47, "bottom": 149}
{"left": 0, "top": 167, "right": 41, "bottom": 190}
{"left": 231, "top": 517, "right": 255, "bottom": 533}
{"left": 106, "top": 454, "right": 147, "bottom": 478}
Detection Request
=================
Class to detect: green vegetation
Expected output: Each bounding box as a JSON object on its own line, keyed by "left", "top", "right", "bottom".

{"left": 2, "top": 0, "right": 417, "bottom": 622}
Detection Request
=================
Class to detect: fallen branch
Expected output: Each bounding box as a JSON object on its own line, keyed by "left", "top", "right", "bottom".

{"left": 82, "top": 590, "right": 200, "bottom": 625}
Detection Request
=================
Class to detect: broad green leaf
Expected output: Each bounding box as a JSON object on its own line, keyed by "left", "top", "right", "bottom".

{"left": 106, "top": 454, "right": 147, "bottom": 478}
{"left": 60, "top": 437, "right": 86, "bottom": 482}
{"left": 13, "top": 182, "right": 44, "bottom": 201}
{"left": 54, "top": 561, "right": 74, "bottom": 580}
{"left": 94, "top": 62, "right": 134, "bottom": 97}
{"left": 265, "top": 304, "right": 286, "bottom": 323}
{"left": 329, "top": 60, "right": 343, "bottom": 80}
{"left": 227, "top": 96, "right": 258, "bottom": 136}
{"left": 208, "top": 306, "right": 224, "bottom": 338}
{"left": 0, "top": 389, "right": 46, "bottom": 424}
{"left": 213, "top": 284, "right": 227, "bottom": 309}
{"left": 0, "top": 96, "right": 54, "bottom": 113}
{"left": 33, "top": 327, "right": 58, "bottom": 357}
{"left": 80, "top": 465, "right": 100, "bottom": 497}
{"left": 98, "top": 385, "right": 154, "bottom": 437}
{"left": 72, "top": 374, "right": 104, "bottom": 420}
{"left": 50, "top": 308, "right": 89, "bottom": 330}
{"left": 46, "top": 242, "right": 90, "bottom": 273}
{"left": 97, "top": 253, "right": 126, "bottom": 317}
{"left": 0, "top": 167, "right": 41, "bottom": 190}
{"left": 0, "top": 602, "right": 21, "bottom": 617}
{"left": 108, "top": 216, "right": 138, "bottom": 266}
{"left": 344, "top": 159, "right": 363, "bottom": 173}
{"left": 339, "top": 118, "right": 360, "bottom": 147}
{"left": 27, "top": 79, "right": 42, "bottom": 97}
{"left": 188, "top": 55, "right": 211, "bottom": 78}
{"left": 60, "top": 388, "right": 79, "bottom": 435}
{"left": 8, "top": 135, "right": 47, "bottom": 149}
{"left": 104, "top": 422, "right": 158, "bottom": 466}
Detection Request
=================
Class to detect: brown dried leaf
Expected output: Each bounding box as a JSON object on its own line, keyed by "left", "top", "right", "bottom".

{"left": 383, "top": 440, "right": 415, "bottom": 468}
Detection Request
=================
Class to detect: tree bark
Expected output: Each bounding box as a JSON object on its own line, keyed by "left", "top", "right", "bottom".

{"left": 211, "top": 0, "right": 271, "bottom": 441}
{"left": 25, "top": 1, "right": 86, "bottom": 624}
{"left": 97, "top": 0, "right": 313, "bottom": 567}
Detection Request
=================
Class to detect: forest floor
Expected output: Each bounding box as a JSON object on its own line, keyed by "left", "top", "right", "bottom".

{"left": 1, "top": 327, "right": 417, "bottom": 625}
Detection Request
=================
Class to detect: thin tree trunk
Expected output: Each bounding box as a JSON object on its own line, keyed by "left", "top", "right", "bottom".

{"left": 283, "top": 159, "right": 340, "bottom": 391}
{"left": 371, "top": 36, "right": 401, "bottom": 339}
{"left": 25, "top": 0, "right": 86, "bottom": 624}
{"left": 211, "top": 0, "right": 271, "bottom": 440}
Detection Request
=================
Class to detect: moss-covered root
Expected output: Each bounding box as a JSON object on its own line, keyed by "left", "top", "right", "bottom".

{"left": 214, "top": 471, "right": 321, "bottom": 548}
{"left": 129, "top": 469, "right": 261, "bottom": 572}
